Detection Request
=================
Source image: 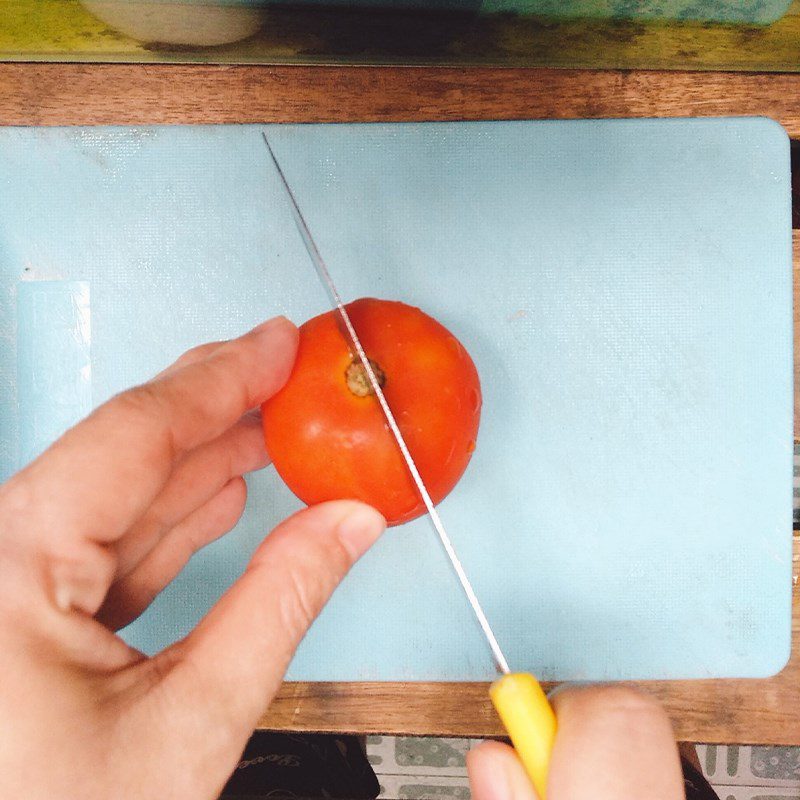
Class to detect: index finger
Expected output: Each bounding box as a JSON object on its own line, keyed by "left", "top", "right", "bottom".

{"left": 3, "top": 316, "right": 298, "bottom": 549}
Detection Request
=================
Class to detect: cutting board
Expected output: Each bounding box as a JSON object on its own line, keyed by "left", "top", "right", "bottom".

{"left": 0, "top": 119, "right": 792, "bottom": 680}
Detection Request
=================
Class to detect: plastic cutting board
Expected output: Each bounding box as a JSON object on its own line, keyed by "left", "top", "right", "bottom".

{"left": 0, "top": 119, "right": 792, "bottom": 680}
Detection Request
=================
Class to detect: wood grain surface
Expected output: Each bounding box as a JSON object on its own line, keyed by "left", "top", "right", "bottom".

{"left": 264, "top": 540, "right": 799, "bottom": 744}
{"left": 264, "top": 232, "right": 800, "bottom": 745}
{"left": 1, "top": 62, "right": 797, "bottom": 743}
{"left": 3, "top": 64, "right": 800, "bottom": 136}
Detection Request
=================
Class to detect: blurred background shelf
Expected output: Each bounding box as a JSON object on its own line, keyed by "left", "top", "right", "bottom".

{"left": 2, "top": 0, "right": 799, "bottom": 70}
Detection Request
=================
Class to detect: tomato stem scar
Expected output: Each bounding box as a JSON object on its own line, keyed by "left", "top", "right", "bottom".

{"left": 345, "top": 358, "right": 386, "bottom": 397}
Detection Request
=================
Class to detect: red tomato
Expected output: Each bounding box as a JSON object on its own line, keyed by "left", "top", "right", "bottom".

{"left": 261, "top": 298, "right": 481, "bottom": 526}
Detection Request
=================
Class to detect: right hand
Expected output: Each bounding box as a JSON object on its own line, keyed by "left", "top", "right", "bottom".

{"left": 468, "top": 685, "right": 685, "bottom": 800}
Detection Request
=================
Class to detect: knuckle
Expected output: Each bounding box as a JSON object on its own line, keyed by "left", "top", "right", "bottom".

{"left": 178, "top": 527, "right": 202, "bottom": 564}
{"left": 278, "top": 563, "right": 324, "bottom": 637}
{"left": 224, "top": 442, "right": 238, "bottom": 482}
{"left": 273, "top": 534, "right": 351, "bottom": 640}
{"left": 0, "top": 477, "right": 34, "bottom": 531}
{"left": 169, "top": 341, "right": 223, "bottom": 373}
{"left": 207, "top": 344, "right": 258, "bottom": 408}
{"left": 212, "top": 345, "right": 254, "bottom": 409}
{"left": 301, "top": 525, "right": 354, "bottom": 585}
{"left": 326, "top": 532, "right": 355, "bottom": 579}
{"left": 177, "top": 343, "right": 209, "bottom": 365}
{"left": 139, "top": 641, "right": 188, "bottom": 694}
{"left": 224, "top": 476, "right": 248, "bottom": 512}
{"left": 109, "top": 383, "right": 178, "bottom": 459}
{"left": 44, "top": 538, "right": 117, "bottom": 617}
{"left": 141, "top": 505, "right": 172, "bottom": 544}
{"left": 112, "top": 382, "right": 166, "bottom": 421}
{"left": 182, "top": 352, "right": 249, "bottom": 426}
{"left": 0, "top": 480, "right": 38, "bottom": 606}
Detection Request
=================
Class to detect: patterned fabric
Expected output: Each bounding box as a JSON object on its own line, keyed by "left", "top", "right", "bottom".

{"left": 697, "top": 745, "right": 800, "bottom": 799}
{"left": 369, "top": 740, "right": 800, "bottom": 800}
{"left": 214, "top": 735, "right": 800, "bottom": 798}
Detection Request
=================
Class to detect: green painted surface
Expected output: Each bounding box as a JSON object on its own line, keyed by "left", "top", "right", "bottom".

{"left": 0, "top": 0, "right": 798, "bottom": 69}
{"left": 395, "top": 738, "right": 468, "bottom": 769}
{"left": 398, "top": 784, "right": 470, "bottom": 799}
{"left": 728, "top": 745, "right": 740, "bottom": 777}
{"left": 483, "top": 0, "right": 792, "bottom": 24}
{"left": 706, "top": 744, "right": 718, "bottom": 776}
{"left": 0, "top": 0, "right": 140, "bottom": 53}
{"left": 752, "top": 796, "right": 800, "bottom": 800}
{"left": 751, "top": 746, "right": 800, "bottom": 781}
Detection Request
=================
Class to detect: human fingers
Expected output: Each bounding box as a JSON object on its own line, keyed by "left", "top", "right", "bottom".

{"left": 97, "top": 477, "right": 249, "bottom": 630}
{"left": 154, "top": 501, "right": 385, "bottom": 734}
{"left": 0, "top": 317, "right": 297, "bottom": 616}
{"left": 467, "top": 685, "right": 683, "bottom": 800}
{"left": 113, "top": 411, "right": 266, "bottom": 579}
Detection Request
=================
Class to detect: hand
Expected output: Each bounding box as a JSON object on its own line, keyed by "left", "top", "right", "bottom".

{"left": 468, "top": 685, "right": 685, "bottom": 800}
{"left": 0, "top": 317, "right": 386, "bottom": 800}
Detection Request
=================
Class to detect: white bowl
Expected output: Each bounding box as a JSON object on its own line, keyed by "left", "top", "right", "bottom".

{"left": 80, "top": 1, "right": 264, "bottom": 46}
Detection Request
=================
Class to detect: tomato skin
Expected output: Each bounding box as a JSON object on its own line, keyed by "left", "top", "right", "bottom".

{"left": 261, "top": 298, "right": 481, "bottom": 526}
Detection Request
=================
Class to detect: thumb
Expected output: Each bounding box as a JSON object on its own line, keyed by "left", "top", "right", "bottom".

{"left": 157, "top": 500, "right": 385, "bottom": 732}
{"left": 468, "top": 741, "right": 539, "bottom": 800}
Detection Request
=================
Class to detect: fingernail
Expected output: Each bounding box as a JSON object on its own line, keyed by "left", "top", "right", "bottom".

{"left": 467, "top": 745, "right": 509, "bottom": 800}
{"left": 546, "top": 680, "right": 598, "bottom": 701}
{"left": 496, "top": 762, "right": 519, "bottom": 800}
{"left": 337, "top": 504, "right": 386, "bottom": 560}
{"left": 250, "top": 316, "right": 296, "bottom": 336}
{"left": 468, "top": 743, "right": 535, "bottom": 800}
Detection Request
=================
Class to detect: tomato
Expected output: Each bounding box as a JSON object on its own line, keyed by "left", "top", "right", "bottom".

{"left": 261, "top": 298, "right": 481, "bottom": 526}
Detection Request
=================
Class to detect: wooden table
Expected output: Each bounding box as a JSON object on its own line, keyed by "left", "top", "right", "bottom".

{"left": 2, "top": 63, "right": 798, "bottom": 745}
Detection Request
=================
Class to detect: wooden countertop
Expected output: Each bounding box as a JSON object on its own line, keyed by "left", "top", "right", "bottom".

{"left": 3, "top": 64, "right": 800, "bottom": 135}
{"left": 1, "top": 62, "right": 797, "bottom": 744}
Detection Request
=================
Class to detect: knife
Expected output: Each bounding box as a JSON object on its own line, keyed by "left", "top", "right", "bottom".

{"left": 263, "top": 132, "right": 557, "bottom": 799}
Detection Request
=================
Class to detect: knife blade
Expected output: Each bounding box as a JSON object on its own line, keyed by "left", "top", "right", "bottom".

{"left": 263, "top": 131, "right": 557, "bottom": 798}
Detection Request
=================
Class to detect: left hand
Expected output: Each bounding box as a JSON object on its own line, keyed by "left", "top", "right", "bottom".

{"left": 0, "top": 316, "right": 386, "bottom": 800}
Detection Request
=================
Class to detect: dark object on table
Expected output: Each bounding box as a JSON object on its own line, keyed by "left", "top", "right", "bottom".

{"left": 791, "top": 139, "right": 799, "bottom": 231}
{"left": 683, "top": 756, "right": 722, "bottom": 800}
{"left": 221, "top": 732, "right": 379, "bottom": 800}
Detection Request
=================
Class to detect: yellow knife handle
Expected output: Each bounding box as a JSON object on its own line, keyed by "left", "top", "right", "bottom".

{"left": 490, "top": 673, "right": 557, "bottom": 799}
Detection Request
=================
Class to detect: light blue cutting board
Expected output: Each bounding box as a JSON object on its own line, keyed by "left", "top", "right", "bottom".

{"left": 0, "top": 119, "right": 792, "bottom": 680}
